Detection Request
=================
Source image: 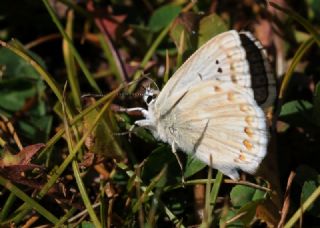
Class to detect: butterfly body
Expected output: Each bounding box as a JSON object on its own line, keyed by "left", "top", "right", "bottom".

{"left": 133, "top": 30, "right": 276, "bottom": 180}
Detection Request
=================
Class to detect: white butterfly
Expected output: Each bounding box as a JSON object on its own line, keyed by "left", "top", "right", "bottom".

{"left": 126, "top": 30, "right": 276, "bottom": 180}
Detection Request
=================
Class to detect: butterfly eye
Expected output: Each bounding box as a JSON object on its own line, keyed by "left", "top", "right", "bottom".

{"left": 143, "top": 87, "right": 156, "bottom": 104}
{"left": 146, "top": 95, "right": 154, "bottom": 104}
{"left": 143, "top": 82, "right": 160, "bottom": 105}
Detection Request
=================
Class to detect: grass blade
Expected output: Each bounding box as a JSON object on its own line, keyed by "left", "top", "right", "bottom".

{"left": 42, "top": 0, "right": 101, "bottom": 93}
{"left": 0, "top": 175, "right": 59, "bottom": 224}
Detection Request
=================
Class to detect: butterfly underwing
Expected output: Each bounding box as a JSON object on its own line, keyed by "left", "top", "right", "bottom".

{"left": 128, "top": 30, "right": 276, "bottom": 180}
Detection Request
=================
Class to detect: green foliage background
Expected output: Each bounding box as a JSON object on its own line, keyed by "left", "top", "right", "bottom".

{"left": 0, "top": 0, "right": 320, "bottom": 227}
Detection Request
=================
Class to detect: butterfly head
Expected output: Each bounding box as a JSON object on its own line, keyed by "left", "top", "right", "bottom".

{"left": 143, "top": 87, "right": 159, "bottom": 105}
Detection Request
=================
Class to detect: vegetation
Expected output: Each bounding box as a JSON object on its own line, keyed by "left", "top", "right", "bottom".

{"left": 0, "top": 0, "right": 320, "bottom": 227}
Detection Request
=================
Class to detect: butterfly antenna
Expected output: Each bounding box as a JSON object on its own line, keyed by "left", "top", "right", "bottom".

{"left": 124, "top": 71, "right": 151, "bottom": 91}
{"left": 81, "top": 94, "right": 104, "bottom": 99}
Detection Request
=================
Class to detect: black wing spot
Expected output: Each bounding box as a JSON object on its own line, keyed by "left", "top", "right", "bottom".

{"left": 198, "top": 73, "right": 203, "bottom": 80}
{"left": 217, "top": 67, "right": 223, "bottom": 73}
{"left": 216, "top": 59, "right": 219, "bottom": 64}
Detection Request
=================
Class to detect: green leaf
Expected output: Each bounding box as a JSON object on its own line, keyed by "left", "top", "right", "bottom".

{"left": 0, "top": 46, "right": 46, "bottom": 81}
{"left": 279, "top": 100, "right": 313, "bottom": 126}
{"left": 312, "top": 82, "right": 320, "bottom": 126}
{"left": 170, "top": 13, "right": 200, "bottom": 57}
{"left": 230, "top": 185, "right": 265, "bottom": 208}
{"left": 198, "top": 14, "right": 228, "bottom": 47}
{"left": 280, "top": 100, "right": 313, "bottom": 116}
{"left": 229, "top": 185, "right": 266, "bottom": 226}
{"left": 307, "top": 0, "right": 320, "bottom": 21}
{"left": 184, "top": 155, "right": 206, "bottom": 178}
{"left": 0, "top": 78, "right": 36, "bottom": 112}
{"left": 0, "top": 45, "right": 51, "bottom": 143}
{"left": 0, "top": 47, "right": 46, "bottom": 112}
{"left": 295, "top": 30, "right": 311, "bottom": 43}
{"left": 130, "top": 24, "right": 154, "bottom": 47}
{"left": 301, "top": 181, "right": 320, "bottom": 217}
{"left": 78, "top": 221, "right": 96, "bottom": 228}
{"left": 141, "top": 145, "right": 181, "bottom": 185}
{"left": 18, "top": 115, "right": 53, "bottom": 142}
{"left": 237, "top": 200, "right": 264, "bottom": 225}
{"left": 295, "top": 165, "right": 320, "bottom": 217}
{"left": 219, "top": 209, "right": 244, "bottom": 227}
{"left": 133, "top": 126, "right": 156, "bottom": 143}
{"left": 148, "top": 4, "right": 181, "bottom": 32}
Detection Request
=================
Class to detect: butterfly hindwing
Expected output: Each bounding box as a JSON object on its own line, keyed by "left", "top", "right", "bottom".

{"left": 159, "top": 81, "right": 267, "bottom": 179}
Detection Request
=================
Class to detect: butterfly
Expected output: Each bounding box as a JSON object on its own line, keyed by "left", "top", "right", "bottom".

{"left": 125, "top": 30, "right": 276, "bottom": 180}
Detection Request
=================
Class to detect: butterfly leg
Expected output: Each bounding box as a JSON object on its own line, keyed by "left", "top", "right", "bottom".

{"left": 118, "top": 107, "right": 149, "bottom": 117}
{"left": 171, "top": 142, "right": 185, "bottom": 186}
{"left": 116, "top": 107, "right": 150, "bottom": 139}
{"left": 114, "top": 118, "right": 153, "bottom": 140}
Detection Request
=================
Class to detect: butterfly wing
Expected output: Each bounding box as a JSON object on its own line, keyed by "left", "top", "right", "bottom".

{"left": 155, "top": 30, "right": 276, "bottom": 113}
{"left": 159, "top": 80, "right": 267, "bottom": 180}
{"left": 239, "top": 31, "right": 276, "bottom": 109}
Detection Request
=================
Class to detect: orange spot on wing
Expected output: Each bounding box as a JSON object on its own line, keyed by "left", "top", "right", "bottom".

{"left": 234, "top": 151, "right": 247, "bottom": 163}
{"left": 239, "top": 153, "right": 246, "bottom": 161}
{"left": 240, "top": 104, "right": 249, "bottom": 112}
{"left": 245, "top": 116, "right": 254, "bottom": 125}
{"left": 227, "top": 92, "right": 235, "bottom": 101}
{"left": 243, "top": 140, "right": 253, "bottom": 151}
{"left": 244, "top": 127, "right": 253, "bottom": 137}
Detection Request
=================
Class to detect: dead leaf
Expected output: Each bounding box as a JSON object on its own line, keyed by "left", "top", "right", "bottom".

{"left": 86, "top": 1, "right": 127, "bottom": 40}
{"left": 79, "top": 152, "right": 95, "bottom": 168}
{"left": 0, "top": 143, "right": 45, "bottom": 167}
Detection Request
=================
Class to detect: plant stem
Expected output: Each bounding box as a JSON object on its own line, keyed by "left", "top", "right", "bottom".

{"left": 284, "top": 185, "right": 320, "bottom": 228}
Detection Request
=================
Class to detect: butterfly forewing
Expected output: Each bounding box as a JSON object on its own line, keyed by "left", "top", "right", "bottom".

{"left": 155, "top": 30, "right": 276, "bottom": 113}
{"left": 239, "top": 31, "right": 276, "bottom": 109}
